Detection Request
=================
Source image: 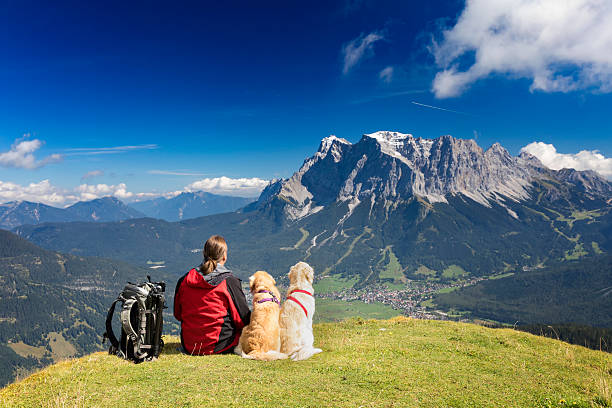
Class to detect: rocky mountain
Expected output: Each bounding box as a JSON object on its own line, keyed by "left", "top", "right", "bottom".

{"left": 15, "top": 131, "right": 612, "bottom": 286}
{"left": 0, "top": 229, "right": 175, "bottom": 387}
{"left": 129, "top": 191, "right": 255, "bottom": 221}
{"left": 254, "top": 131, "right": 610, "bottom": 221}
{"left": 0, "top": 197, "right": 145, "bottom": 229}
{"left": 0, "top": 201, "right": 66, "bottom": 229}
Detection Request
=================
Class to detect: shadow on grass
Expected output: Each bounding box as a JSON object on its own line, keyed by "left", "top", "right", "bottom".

{"left": 161, "top": 340, "right": 183, "bottom": 355}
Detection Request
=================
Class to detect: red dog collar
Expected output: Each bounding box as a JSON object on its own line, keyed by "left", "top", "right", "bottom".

{"left": 287, "top": 289, "right": 313, "bottom": 317}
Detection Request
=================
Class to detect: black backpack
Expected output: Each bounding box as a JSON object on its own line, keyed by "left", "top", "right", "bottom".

{"left": 103, "top": 276, "right": 166, "bottom": 363}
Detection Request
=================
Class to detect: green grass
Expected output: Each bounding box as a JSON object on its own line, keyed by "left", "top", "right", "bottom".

{"left": 314, "top": 275, "right": 359, "bottom": 294}
{"left": 442, "top": 265, "right": 468, "bottom": 279}
{"left": 565, "top": 243, "right": 588, "bottom": 260}
{"left": 489, "top": 272, "right": 515, "bottom": 280}
{"left": 556, "top": 210, "right": 603, "bottom": 229}
{"left": 420, "top": 298, "right": 435, "bottom": 308}
{"left": 414, "top": 265, "right": 436, "bottom": 277}
{"left": 524, "top": 207, "right": 550, "bottom": 221}
{"left": 377, "top": 247, "right": 405, "bottom": 284}
{"left": 322, "top": 227, "right": 371, "bottom": 275}
{"left": 313, "top": 299, "right": 398, "bottom": 323}
{"left": 2, "top": 318, "right": 611, "bottom": 408}
{"left": 280, "top": 227, "right": 310, "bottom": 250}
{"left": 592, "top": 242, "right": 604, "bottom": 255}
{"left": 436, "top": 286, "right": 459, "bottom": 294}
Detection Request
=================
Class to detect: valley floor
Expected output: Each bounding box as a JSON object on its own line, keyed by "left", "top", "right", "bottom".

{"left": 1, "top": 318, "right": 610, "bottom": 408}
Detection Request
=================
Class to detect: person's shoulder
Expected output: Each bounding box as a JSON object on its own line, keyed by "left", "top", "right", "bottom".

{"left": 176, "top": 270, "right": 191, "bottom": 287}
{"left": 224, "top": 274, "right": 242, "bottom": 284}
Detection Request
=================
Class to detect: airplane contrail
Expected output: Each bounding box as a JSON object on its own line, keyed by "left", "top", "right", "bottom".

{"left": 411, "top": 101, "right": 473, "bottom": 116}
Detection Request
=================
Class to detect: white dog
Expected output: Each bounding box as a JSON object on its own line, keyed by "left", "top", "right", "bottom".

{"left": 279, "top": 262, "right": 322, "bottom": 361}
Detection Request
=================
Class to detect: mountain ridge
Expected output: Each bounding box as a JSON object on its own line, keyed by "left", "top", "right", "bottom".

{"left": 0, "top": 197, "right": 144, "bottom": 229}
{"left": 129, "top": 191, "right": 255, "bottom": 221}
{"left": 15, "top": 131, "right": 611, "bottom": 282}
{"left": 255, "top": 131, "right": 610, "bottom": 222}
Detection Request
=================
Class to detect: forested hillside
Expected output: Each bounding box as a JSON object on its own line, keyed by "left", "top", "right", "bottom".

{"left": 0, "top": 229, "right": 174, "bottom": 387}
{"left": 432, "top": 255, "right": 612, "bottom": 327}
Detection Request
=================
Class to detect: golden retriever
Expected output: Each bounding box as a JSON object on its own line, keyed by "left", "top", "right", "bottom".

{"left": 279, "top": 262, "right": 322, "bottom": 361}
{"left": 234, "top": 270, "right": 287, "bottom": 361}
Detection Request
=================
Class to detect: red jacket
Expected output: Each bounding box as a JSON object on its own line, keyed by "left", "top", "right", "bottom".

{"left": 174, "top": 265, "right": 250, "bottom": 355}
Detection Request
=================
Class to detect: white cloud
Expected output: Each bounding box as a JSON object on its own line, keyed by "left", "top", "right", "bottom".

{"left": 0, "top": 137, "right": 62, "bottom": 169}
{"left": 0, "top": 176, "right": 269, "bottom": 206}
{"left": 0, "top": 180, "right": 157, "bottom": 206}
{"left": 342, "top": 31, "right": 384, "bottom": 75}
{"left": 379, "top": 66, "right": 394, "bottom": 83}
{"left": 521, "top": 142, "right": 612, "bottom": 179}
{"left": 183, "top": 176, "right": 269, "bottom": 197}
{"left": 0, "top": 180, "right": 67, "bottom": 206}
{"left": 73, "top": 183, "right": 136, "bottom": 202}
{"left": 411, "top": 101, "right": 472, "bottom": 115}
{"left": 432, "top": 0, "right": 612, "bottom": 98}
{"left": 81, "top": 170, "right": 104, "bottom": 181}
{"left": 65, "top": 144, "right": 158, "bottom": 156}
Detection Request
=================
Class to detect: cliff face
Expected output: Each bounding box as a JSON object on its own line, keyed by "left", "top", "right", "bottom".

{"left": 257, "top": 131, "right": 611, "bottom": 221}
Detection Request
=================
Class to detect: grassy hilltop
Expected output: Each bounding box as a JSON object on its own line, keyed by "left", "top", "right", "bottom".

{"left": 1, "top": 318, "right": 611, "bottom": 408}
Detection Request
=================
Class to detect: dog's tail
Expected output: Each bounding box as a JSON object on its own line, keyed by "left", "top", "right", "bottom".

{"left": 290, "top": 346, "right": 322, "bottom": 361}
{"left": 247, "top": 350, "right": 288, "bottom": 361}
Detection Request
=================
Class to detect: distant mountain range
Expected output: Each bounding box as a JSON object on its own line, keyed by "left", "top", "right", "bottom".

{"left": 128, "top": 191, "right": 255, "bottom": 221}
{"left": 12, "top": 131, "right": 612, "bottom": 335}
{"left": 0, "top": 197, "right": 144, "bottom": 229}
{"left": 16, "top": 131, "right": 611, "bottom": 282}
{"left": 0, "top": 192, "right": 257, "bottom": 229}
{"left": 0, "top": 229, "right": 176, "bottom": 387}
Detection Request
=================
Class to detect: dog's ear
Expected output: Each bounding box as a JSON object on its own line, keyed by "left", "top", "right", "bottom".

{"left": 306, "top": 265, "right": 314, "bottom": 284}
{"left": 288, "top": 267, "right": 295, "bottom": 283}
{"left": 249, "top": 275, "right": 256, "bottom": 292}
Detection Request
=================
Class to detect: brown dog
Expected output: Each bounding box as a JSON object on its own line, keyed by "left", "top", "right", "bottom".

{"left": 234, "top": 271, "right": 287, "bottom": 361}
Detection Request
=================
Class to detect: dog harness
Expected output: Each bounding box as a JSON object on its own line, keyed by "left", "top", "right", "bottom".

{"left": 256, "top": 290, "right": 280, "bottom": 305}
{"left": 286, "top": 289, "right": 313, "bottom": 317}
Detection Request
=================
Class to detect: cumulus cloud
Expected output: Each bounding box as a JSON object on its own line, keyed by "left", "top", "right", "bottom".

{"left": 0, "top": 180, "right": 68, "bottom": 206}
{"left": 0, "top": 137, "right": 62, "bottom": 169}
{"left": 73, "top": 183, "right": 136, "bottom": 202}
{"left": 432, "top": 0, "right": 612, "bottom": 98}
{"left": 342, "top": 31, "right": 384, "bottom": 75}
{"left": 521, "top": 142, "right": 612, "bottom": 179}
{"left": 183, "top": 176, "right": 269, "bottom": 197}
{"left": 0, "top": 175, "right": 269, "bottom": 206}
{"left": 379, "top": 66, "right": 394, "bottom": 83}
{"left": 0, "top": 179, "right": 157, "bottom": 206}
{"left": 81, "top": 170, "right": 104, "bottom": 181}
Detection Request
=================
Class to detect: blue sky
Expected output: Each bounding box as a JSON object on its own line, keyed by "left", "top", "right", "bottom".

{"left": 1, "top": 0, "right": 611, "bottom": 205}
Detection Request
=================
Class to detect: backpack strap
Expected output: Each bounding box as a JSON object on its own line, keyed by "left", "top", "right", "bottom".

{"left": 120, "top": 298, "right": 147, "bottom": 360}
{"left": 151, "top": 293, "right": 165, "bottom": 357}
{"left": 103, "top": 297, "right": 122, "bottom": 355}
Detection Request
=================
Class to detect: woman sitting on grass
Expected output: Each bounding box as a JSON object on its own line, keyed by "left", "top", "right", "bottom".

{"left": 174, "top": 235, "right": 251, "bottom": 355}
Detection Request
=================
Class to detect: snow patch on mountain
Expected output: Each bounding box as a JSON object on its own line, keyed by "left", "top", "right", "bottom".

{"left": 259, "top": 130, "right": 611, "bottom": 222}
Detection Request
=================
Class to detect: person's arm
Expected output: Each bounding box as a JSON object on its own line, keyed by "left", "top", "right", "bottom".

{"left": 173, "top": 273, "right": 187, "bottom": 322}
{"left": 226, "top": 275, "right": 251, "bottom": 325}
